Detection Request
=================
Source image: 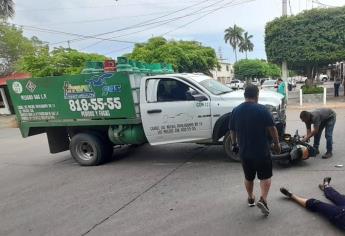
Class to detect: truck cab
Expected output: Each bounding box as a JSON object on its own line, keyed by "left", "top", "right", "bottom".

{"left": 140, "top": 73, "right": 286, "bottom": 160}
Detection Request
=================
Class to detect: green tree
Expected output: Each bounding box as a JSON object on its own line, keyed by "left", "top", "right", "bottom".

{"left": 239, "top": 32, "right": 254, "bottom": 59}
{"left": 0, "top": 23, "right": 34, "bottom": 76}
{"left": 224, "top": 24, "right": 244, "bottom": 62}
{"left": 234, "top": 59, "right": 281, "bottom": 80}
{"left": 17, "top": 46, "right": 108, "bottom": 77}
{"left": 16, "top": 40, "right": 54, "bottom": 77}
{"left": 0, "top": 0, "right": 15, "bottom": 20}
{"left": 0, "top": 23, "right": 108, "bottom": 77}
{"left": 265, "top": 62, "right": 281, "bottom": 78}
{"left": 128, "top": 37, "right": 218, "bottom": 75}
{"left": 265, "top": 6, "right": 345, "bottom": 81}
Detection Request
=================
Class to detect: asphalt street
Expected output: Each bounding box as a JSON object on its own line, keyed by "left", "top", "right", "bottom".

{"left": 0, "top": 109, "right": 345, "bottom": 236}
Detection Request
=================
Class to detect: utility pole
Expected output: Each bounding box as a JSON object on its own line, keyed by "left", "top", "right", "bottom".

{"left": 282, "top": 0, "right": 288, "bottom": 15}
{"left": 282, "top": 0, "right": 288, "bottom": 82}
{"left": 67, "top": 40, "right": 71, "bottom": 49}
{"left": 282, "top": 0, "right": 289, "bottom": 100}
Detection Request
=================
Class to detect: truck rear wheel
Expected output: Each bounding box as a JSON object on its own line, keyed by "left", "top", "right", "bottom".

{"left": 223, "top": 132, "right": 241, "bottom": 162}
{"left": 70, "top": 133, "right": 109, "bottom": 166}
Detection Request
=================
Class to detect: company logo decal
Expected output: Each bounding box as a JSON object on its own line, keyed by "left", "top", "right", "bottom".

{"left": 63, "top": 81, "right": 95, "bottom": 99}
{"left": 26, "top": 80, "right": 37, "bottom": 93}
{"left": 102, "top": 85, "right": 122, "bottom": 96}
{"left": 12, "top": 82, "right": 23, "bottom": 94}
{"left": 86, "top": 73, "right": 113, "bottom": 87}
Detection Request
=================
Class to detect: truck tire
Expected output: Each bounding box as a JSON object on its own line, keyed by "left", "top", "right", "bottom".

{"left": 223, "top": 131, "right": 240, "bottom": 162}
{"left": 90, "top": 131, "right": 114, "bottom": 162}
{"left": 70, "top": 133, "right": 109, "bottom": 166}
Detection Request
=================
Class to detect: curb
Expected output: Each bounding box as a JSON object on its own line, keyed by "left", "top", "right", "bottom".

{"left": 0, "top": 116, "right": 18, "bottom": 128}
{"left": 288, "top": 102, "right": 345, "bottom": 110}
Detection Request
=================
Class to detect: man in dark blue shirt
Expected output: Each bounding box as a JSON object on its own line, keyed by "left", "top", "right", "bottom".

{"left": 230, "top": 85, "right": 281, "bottom": 216}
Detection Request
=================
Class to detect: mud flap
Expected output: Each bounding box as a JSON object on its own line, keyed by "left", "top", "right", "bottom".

{"left": 46, "top": 127, "right": 70, "bottom": 154}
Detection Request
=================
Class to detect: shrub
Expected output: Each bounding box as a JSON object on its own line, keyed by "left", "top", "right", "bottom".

{"left": 302, "top": 85, "right": 323, "bottom": 94}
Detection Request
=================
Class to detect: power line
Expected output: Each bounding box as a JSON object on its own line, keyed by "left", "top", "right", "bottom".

{"left": 15, "top": 0, "right": 202, "bottom": 12}
{"left": 161, "top": 0, "right": 254, "bottom": 36}
{"left": 114, "top": 0, "right": 249, "bottom": 40}
{"left": 48, "top": 0, "right": 213, "bottom": 46}
{"left": 103, "top": 46, "right": 133, "bottom": 56}
{"left": 100, "top": 0, "right": 254, "bottom": 57}
{"left": 23, "top": 11, "right": 175, "bottom": 27}
{"left": 15, "top": 24, "right": 138, "bottom": 44}
{"left": 80, "top": 0, "right": 229, "bottom": 50}
{"left": 312, "top": 0, "right": 337, "bottom": 8}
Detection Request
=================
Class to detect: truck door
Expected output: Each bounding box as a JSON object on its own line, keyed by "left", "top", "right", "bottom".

{"left": 140, "top": 77, "right": 212, "bottom": 145}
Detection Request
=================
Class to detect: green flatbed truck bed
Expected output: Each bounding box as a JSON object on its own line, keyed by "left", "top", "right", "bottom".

{"left": 7, "top": 71, "right": 141, "bottom": 138}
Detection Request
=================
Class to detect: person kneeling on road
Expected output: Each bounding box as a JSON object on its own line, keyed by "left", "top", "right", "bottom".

{"left": 280, "top": 177, "right": 345, "bottom": 231}
{"left": 300, "top": 108, "right": 336, "bottom": 159}
{"left": 230, "top": 84, "right": 281, "bottom": 216}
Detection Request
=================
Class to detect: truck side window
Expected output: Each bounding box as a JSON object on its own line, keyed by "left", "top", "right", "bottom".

{"left": 157, "top": 79, "right": 197, "bottom": 102}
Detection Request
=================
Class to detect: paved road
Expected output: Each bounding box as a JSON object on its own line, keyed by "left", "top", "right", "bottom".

{"left": 1, "top": 109, "right": 345, "bottom": 236}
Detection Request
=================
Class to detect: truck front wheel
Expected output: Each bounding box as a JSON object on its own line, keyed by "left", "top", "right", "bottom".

{"left": 70, "top": 133, "right": 108, "bottom": 166}
{"left": 223, "top": 132, "right": 241, "bottom": 162}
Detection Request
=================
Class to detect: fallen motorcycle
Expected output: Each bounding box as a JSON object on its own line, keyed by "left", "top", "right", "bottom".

{"left": 224, "top": 130, "right": 317, "bottom": 163}
{"left": 271, "top": 130, "right": 317, "bottom": 164}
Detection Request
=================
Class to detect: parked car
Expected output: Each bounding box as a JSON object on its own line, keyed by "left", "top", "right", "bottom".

{"left": 227, "top": 80, "right": 244, "bottom": 90}
{"left": 319, "top": 74, "right": 328, "bottom": 82}
{"left": 261, "top": 79, "right": 277, "bottom": 91}
{"left": 251, "top": 78, "right": 260, "bottom": 86}
{"left": 295, "top": 76, "right": 307, "bottom": 84}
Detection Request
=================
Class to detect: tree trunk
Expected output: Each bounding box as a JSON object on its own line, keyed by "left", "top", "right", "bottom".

{"left": 313, "top": 65, "right": 319, "bottom": 84}
{"left": 305, "top": 65, "right": 312, "bottom": 87}
{"left": 234, "top": 48, "right": 237, "bottom": 62}
{"left": 245, "top": 51, "right": 248, "bottom": 59}
{"left": 306, "top": 65, "right": 312, "bottom": 80}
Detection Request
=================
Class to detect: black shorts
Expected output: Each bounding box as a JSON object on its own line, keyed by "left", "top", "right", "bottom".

{"left": 241, "top": 157, "right": 272, "bottom": 181}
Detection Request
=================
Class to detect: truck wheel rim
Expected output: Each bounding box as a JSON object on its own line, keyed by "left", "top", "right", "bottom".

{"left": 76, "top": 142, "right": 95, "bottom": 161}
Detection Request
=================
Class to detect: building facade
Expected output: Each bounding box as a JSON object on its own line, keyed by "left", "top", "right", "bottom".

{"left": 0, "top": 73, "right": 31, "bottom": 115}
{"left": 211, "top": 61, "right": 234, "bottom": 84}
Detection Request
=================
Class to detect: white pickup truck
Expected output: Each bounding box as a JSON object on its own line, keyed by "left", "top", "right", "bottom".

{"left": 140, "top": 73, "right": 286, "bottom": 161}
{"left": 8, "top": 72, "right": 286, "bottom": 165}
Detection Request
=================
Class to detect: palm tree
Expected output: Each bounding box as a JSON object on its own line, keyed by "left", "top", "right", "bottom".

{"left": 0, "top": 0, "right": 15, "bottom": 20}
{"left": 224, "top": 24, "right": 244, "bottom": 62}
{"left": 239, "top": 32, "right": 254, "bottom": 59}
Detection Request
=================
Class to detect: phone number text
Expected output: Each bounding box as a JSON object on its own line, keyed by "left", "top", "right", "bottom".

{"left": 68, "top": 97, "right": 122, "bottom": 112}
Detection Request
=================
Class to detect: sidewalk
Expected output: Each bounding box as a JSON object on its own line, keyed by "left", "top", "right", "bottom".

{"left": 288, "top": 95, "right": 345, "bottom": 109}
{"left": 0, "top": 115, "right": 17, "bottom": 128}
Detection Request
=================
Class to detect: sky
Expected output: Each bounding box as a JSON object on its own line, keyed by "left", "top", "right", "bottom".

{"left": 10, "top": 0, "right": 345, "bottom": 63}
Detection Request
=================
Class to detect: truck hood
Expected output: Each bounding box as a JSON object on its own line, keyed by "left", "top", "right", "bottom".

{"left": 220, "top": 90, "right": 284, "bottom": 107}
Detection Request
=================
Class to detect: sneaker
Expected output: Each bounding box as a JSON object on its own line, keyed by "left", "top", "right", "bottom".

{"left": 248, "top": 197, "right": 255, "bottom": 207}
{"left": 322, "top": 152, "right": 333, "bottom": 159}
{"left": 257, "top": 197, "right": 269, "bottom": 216}
{"left": 315, "top": 149, "right": 320, "bottom": 155}
{"left": 280, "top": 187, "right": 293, "bottom": 198}
{"left": 319, "top": 177, "right": 332, "bottom": 191}
{"left": 324, "top": 177, "right": 332, "bottom": 185}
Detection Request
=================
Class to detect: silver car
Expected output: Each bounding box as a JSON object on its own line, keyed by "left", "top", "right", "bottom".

{"left": 261, "top": 79, "right": 277, "bottom": 91}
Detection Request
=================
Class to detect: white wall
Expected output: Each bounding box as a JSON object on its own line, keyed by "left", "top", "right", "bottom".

{"left": 0, "top": 88, "right": 11, "bottom": 115}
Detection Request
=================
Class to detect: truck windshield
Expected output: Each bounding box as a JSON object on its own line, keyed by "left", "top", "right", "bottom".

{"left": 199, "top": 79, "right": 232, "bottom": 95}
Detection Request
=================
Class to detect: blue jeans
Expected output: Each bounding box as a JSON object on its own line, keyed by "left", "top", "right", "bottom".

{"left": 313, "top": 116, "right": 336, "bottom": 153}
{"left": 306, "top": 187, "right": 345, "bottom": 230}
